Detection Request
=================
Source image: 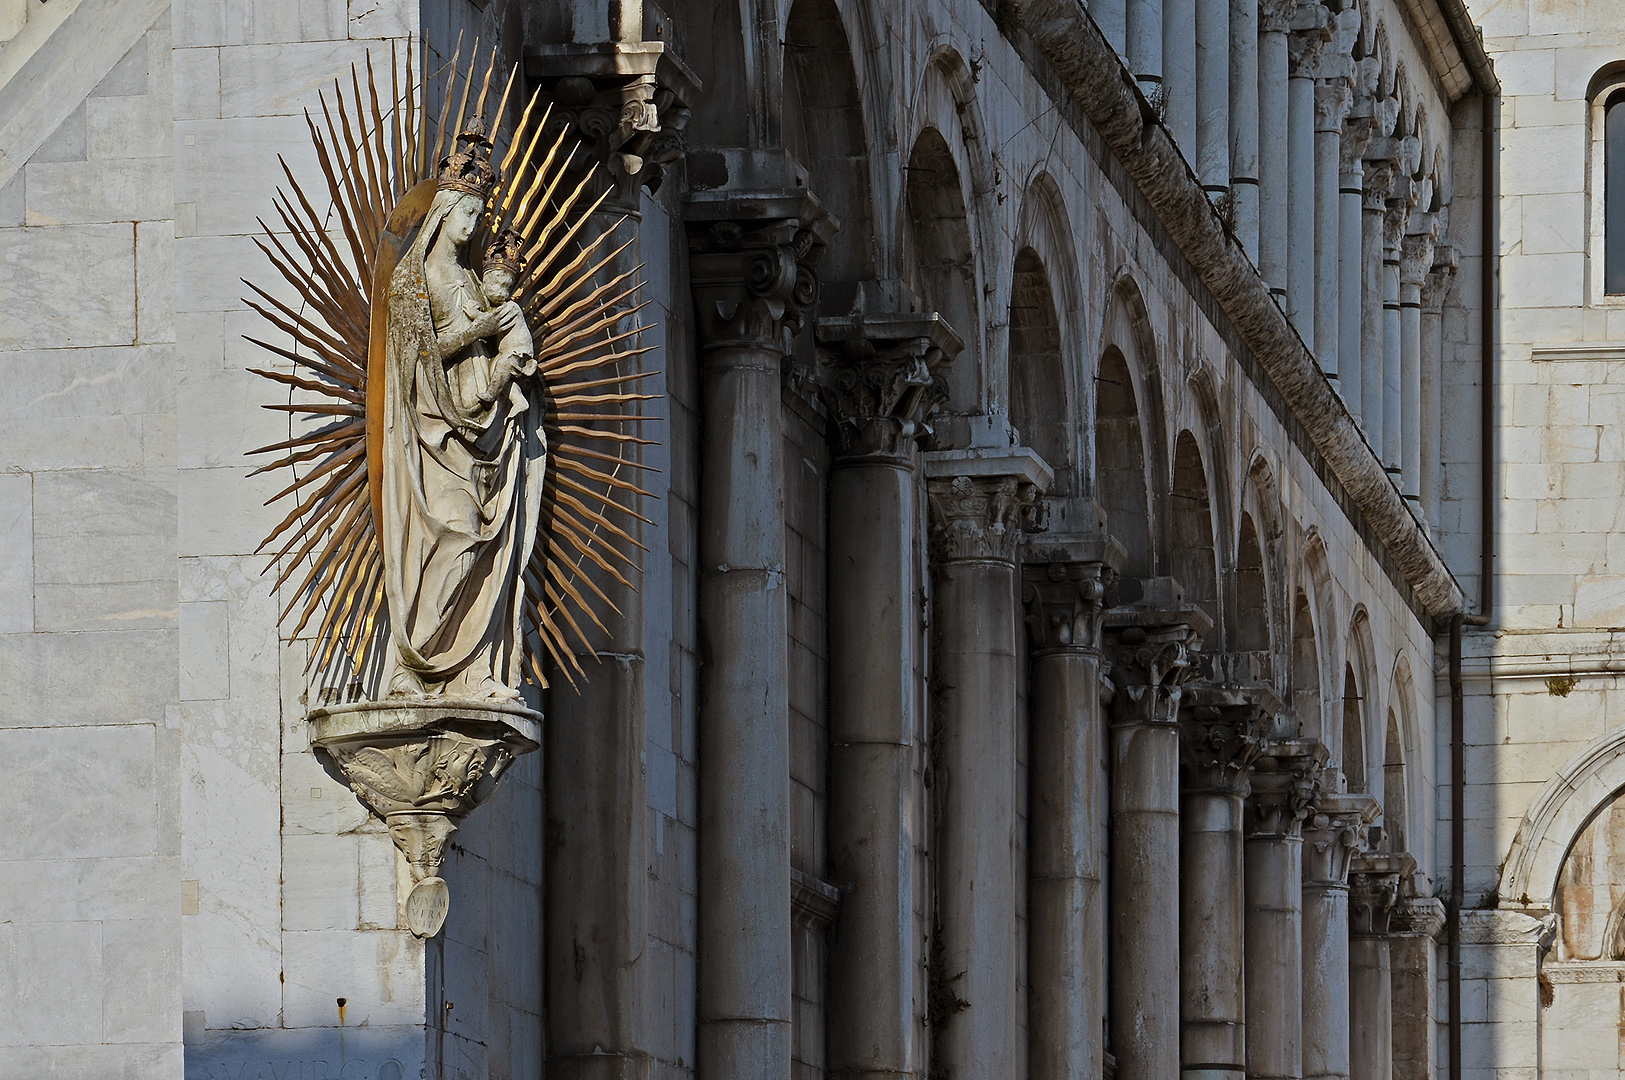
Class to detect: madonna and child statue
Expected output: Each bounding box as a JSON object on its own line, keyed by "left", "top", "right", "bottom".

{"left": 244, "top": 53, "right": 653, "bottom": 937}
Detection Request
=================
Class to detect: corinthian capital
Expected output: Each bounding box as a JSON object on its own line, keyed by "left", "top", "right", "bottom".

{"left": 1102, "top": 583, "right": 1210, "bottom": 729}
{"left": 1314, "top": 80, "right": 1353, "bottom": 133}
{"left": 1245, "top": 738, "right": 1327, "bottom": 838}
{"left": 1179, "top": 691, "right": 1269, "bottom": 797}
{"left": 1302, "top": 792, "right": 1379, "bottom": 886}
{"left": 1401, "top": 227, "right": 1438, "bottom": 287}
{"left": 1022, "top": 552, "right": 1118, "bottom": 654}
{"left": 1341, "top": 114, "right": 1378, "bottom": 175}
{"left": 1350, "top": 851, "right": 1413, "bottom": 937}
{"left": 927, "top": 473, "right": 1040, "bottom": 563}
{"left": 815, "top": 311, "right": 962, "bottom": 459}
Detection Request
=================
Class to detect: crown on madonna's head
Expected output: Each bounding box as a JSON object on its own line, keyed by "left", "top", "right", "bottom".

{"left": 483, "top": 228, "right": 526, "bottom": 275}
{"left": 438, "top": 115, "right": 497, "bottom": 199}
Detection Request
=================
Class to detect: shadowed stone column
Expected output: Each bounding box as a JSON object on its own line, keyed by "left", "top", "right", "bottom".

{"left": 1301, "top": 794, "right": 1377, "bottom": 1080}
{"left": 1337, "top": 110, "right": 1376, "bottom": 423}
{"left": 1359, "top": 154, "right": 1396, "bottom": 449}
{"left": 1023, "top": 535, "right": 1123, "bottom": 1080}
{"left": 687, "top": 186, "right": 833, "bottom": 1080}
{"left": 1105, "top": 583, "right": 1209, "bottom": 1080}
{"left": 1381, "top": 179, "right": 1414, "bottom": 475}
{"left": 1178, "top": 682, "right": 1271, "bottom": 1080}
{"left": 1229, "top": 0, "right": 1261, "bottom": 258}
{"left": 1257, "top": 0, "right": 1292, "bottom": 297}
{"left": 1095, "top": 0, "right": 1129, "bottom": 57}
{"left": 1399, "top": 226, "right": 1435, "bottom": 507}
{"left": 1313, "top": 75, "right": 1352, "bottom": 380}
{"left": 1128, "top": 0, "right": 1165, "bottom": 100}
{"left": 1195, "top": 0, "right": 1229, "bottom": 193}
{"left": 816, "top": 311, "right": 961, "bottom": 1080}
{"left": 1164, "top": 0, "right": 1197, "bottom": 154}
{"left": 926, "top": 450, "right": 1052, "bottom": 1080}
{"left": 1420, "top": 251, "right": 1456, "bottom": 528}
{"left": 1245, "top": 740, "right": 1326, "bottom": 1080}
{"left": 1286, "top": 7, "right": 1328, "bottom": 346}
{"left": 1349, "top": 854, "right": 1407, "bottom": 1080}
{"left": 1389, "top": 897, "right": 1445, "bottom": 1080}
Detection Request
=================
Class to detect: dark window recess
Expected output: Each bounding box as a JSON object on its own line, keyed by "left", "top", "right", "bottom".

{"left": 1607, "top": 89, "right": 1625, "bottom": 294}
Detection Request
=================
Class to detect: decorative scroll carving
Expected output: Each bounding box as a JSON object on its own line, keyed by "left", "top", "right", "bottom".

{"left": 1105, "top": 625, "right": 1201, "bottom": 729}
{"left": 1245, "top": 739, "right": 1328, "bottom": 838}
{"left": 1302, "top": 795, "right": 1377, "bottom": 887}
{"left": 927, "top": 474, "right": 1043, "bottom": 563}
{"left": 814, "top": 313, "right": 961, "bottom": 459}
{"left": 1423, "top": 246, "right": 1458, "bottom": 314}
{"left": 1023, "top": 560, "right": 1115, "bottom": 654}
{"left": 309, "top": 701, "right": 541, "bottom": 938}
{"left": 1362, "top": 158, "right": 1399, "bottom": 211}
{"left": 1349, "top": 861, "right": 1404, "bottom": 937}
{"left": 1179, "top": 680, "right": 1274, "bottom": 796}
{"left": 688, "top": 213, "right": 833, "bottom": 350}
{"left": 1390, "top": 896, "right": 1447, "bottom": 939}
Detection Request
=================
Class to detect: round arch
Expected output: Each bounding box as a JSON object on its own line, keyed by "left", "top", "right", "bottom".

{"left": 1500, "top": 726, "right": 1625, "bottom": 911}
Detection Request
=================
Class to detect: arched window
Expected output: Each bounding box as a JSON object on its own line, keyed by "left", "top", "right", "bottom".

{"left": 1607, "top": 88, "right": 1625, "bottom": 295}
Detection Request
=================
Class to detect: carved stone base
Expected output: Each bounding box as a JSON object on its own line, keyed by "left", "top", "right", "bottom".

{"left": 308, "top": 700, "right": 542, "bottom": 938}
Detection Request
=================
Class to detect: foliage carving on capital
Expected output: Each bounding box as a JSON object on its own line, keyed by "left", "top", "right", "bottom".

{"left": 539, "top": 69, "right": 691, "bottom": 202}
{"left": 818, "top": 335, "right": 951, "bottom": 459}
{"left": 1023, "top": 560, "right": 1115, "bottom": 654}
{"left": 1350, "top": 865, "right": 1403, "bottom": 936}
{"left": 1314, "top": 80, "right": 1354, "bottom": 133}
{"left": 1341, "top": 114, "right": 1378, "bottom": 174}
{"left": 689, "top": 219, "right": 829, "bottom": 350}
{"left": 1302, "top": 808, "right": 1370, "bottom": 886}
{"left": 927, "top": 474, "right": 1042, "bottom": 563}
{"left": 1245, "top": 740, "right": 1327, "bottom": 838}
{"left": 1401, "top": 229, "right": 1438, "bottom": 287}
{"left": 1423, "top": 246, "right": 1458, "bottom": 313}
{"left": 1179, "top": 699, "right": 1267, "bottom": 797}
{"left": 1105, "top": 626, "right": 1200, "bottom": 728}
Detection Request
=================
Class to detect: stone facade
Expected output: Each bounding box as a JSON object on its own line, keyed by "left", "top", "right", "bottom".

{"left": 0, "top": 0, "right": 1607, "bottom": 1077}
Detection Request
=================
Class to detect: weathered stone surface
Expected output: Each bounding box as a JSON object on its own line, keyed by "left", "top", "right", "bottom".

{"left": 0, "top": 224, "right": 136, "bottom": 349}
{"left": 0, "top": 724, "right": 158, "bottom": 858}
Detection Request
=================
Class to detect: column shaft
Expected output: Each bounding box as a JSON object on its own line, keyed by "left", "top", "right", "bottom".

{"left": 1400, "top": 283, "right": 1422, "bottom": 500}
{"left": 1300, "top": 801, "right": 1371, "bottom": 1080}
{"left": 1313, "top": 85, "right": 1348, "bottom": 378}
{"left": 1229, "top": 0, "right": 1261, "bottom": 258}
{"left": 1349, "top": 861, "right": 1403, "bottom": 1080}
{"left": 1257, "top": 12, "right": 1289, "bottom": 294}
{"left": 1359, "top": 194, "right": 1386, "bottom": 445}
{"left": 1389, "top": 899, "right": 1445, "bottom": 1080}
{"left": 1420, "top": 261, "right": 1453, "bottom": 527}
{"left": 1165, "top": 0, "right": 1197, "bottom": 154}
{"left": 1381, "top": 250, "right": 1402, "bottom": 472}
{"left": 1127, "top": 0, "right": 1164, "bottom": 97}
{"left": 1095, "top": 0, "right": 1129, "bottom": 56}
{"left": 1337, "top": 163, "right": 1364, "bottom": 420}
{"left": 928, "top": 461, "right": 1046, "bottom": 1080}
{"left": 1287, "top": 72, "right": 1316, "bottom": 348}
{"left": 1195, "top": 0, "right": 1230, "bottom": 190}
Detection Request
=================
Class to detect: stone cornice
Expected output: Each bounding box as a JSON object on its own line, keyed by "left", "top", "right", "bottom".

{"left": 1012, "top": 0, "right": 1465, "bottom": 620}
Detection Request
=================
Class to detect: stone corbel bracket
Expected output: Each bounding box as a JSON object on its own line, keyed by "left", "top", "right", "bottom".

{"left": 523, "top": 39, "right": 702, "bottom": 199}
{"left": 308, "top": 700, "right": 541, "bottom": 938}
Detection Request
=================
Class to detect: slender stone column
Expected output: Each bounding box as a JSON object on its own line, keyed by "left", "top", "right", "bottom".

{"left": 1127, "top": 0, "right": 1164, "bottom": 100}
{"left": 926, "top": 451, "right": 1052, "bottom": 1080}
{"left": 1286, "top": 12, "right": 1327, "bottom": 347}
{"left": 1420, "top": 252, "right": 1456, "bottom": 528}
{"left": 1313, "top": 80, "right": 1351, "bottom": 379}
{"left": 1348, "top": 856, "right": 1405, "bottom": 1080}
{"left": 1300, "top": 794, "right": 1376, "bottom": 1080}
{"left": 816, "top": 311, "right": 960, "bottom": 1080}
{"left": 1095, "top": 0, "right": 1129, "bottom": 57}
{"left": 1245, "top": 740, "right": 1326, "bottom": 1080}
{"left": 1337, "top": 113, "right": 1376, "bottom": 422}
{"left": 1229, "top": 0, "right": 1261, "bottom": 258}
{"left": 1399, "top": 227, "right": 1434, "bottom": 506}
{"left": 1257, "top": 0, "right": 1293, "bottom": 297}
{"left": 1196, "top": 0, "right": 1229, "bottom": 192}
{"left": 1179, "top": 685, "right": 1270, "bottom": 1080}
{"left": 1388, "top": 898, "right": 1445, "bottom": 1080}
{"left": 687, "top": 195, "right": 833, "bottom": 1080}
{"left": 1164, "top": 0, "right": 1197, "bottom": 154}
{"left": 1359, "top": 157, "right": 1396, "bottom": 451}
{"left": 1023, "top": 538, "right": 1123, "bottom": 1080}
{"left": 1381, "top": 199, "right": 1406, "bottom": 474}
{"left": 1105, "top": 585, "right": 1209, "bottom": 1080}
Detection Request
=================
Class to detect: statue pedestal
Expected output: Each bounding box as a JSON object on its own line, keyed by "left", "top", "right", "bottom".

{"left": 307, "top": 699, "right": 542, "bottom": 938}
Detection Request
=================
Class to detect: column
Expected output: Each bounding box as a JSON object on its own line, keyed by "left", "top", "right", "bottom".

{"left": 1127, "top": 0, "right": 1164, "bottom": 100}
{"left": 1348, "top": 856, "right": 1403, "bottom": 1080}
{"left": 1179, "top": 687, "right": 1269, "bottom": 1080}
{"left": 1359, "top": 158, "right": 1395, "bottom": 450}
{"left": 1229, "top": 0, "right": 1261, "bottom": 258}
{"left": 1196, "top": 0, "right": 1229, "bottom": 192}
{"left": 1388, "top": 898, "right": 1445, "bottom": 1080}
{"left": 1300, "top": 794, "right": 1375, "bottom": 1080}
{"left": 1257, "top": 0, "right": 1292, "bottom": 296}
{"left": 1165, "top": 0, "right": 1197, "bottom": 154}
{"left": 926, "top": 451, "right": 1051, "bottom": 1080}
{"left": 688, "top": 194, "right": 833, "bottom": 1080}
{"left": 1381, "top": 189, "right": 1411, "bottom": 475}
{"left": 1024, "top": 539, "right": 1121, "bottom": 1080}
{"left": 1399, "top": 227, "right": 1434, "bottom": 506}
{"left": 1420, "top": 252, "right": 1456, "bottom": 528}
{"left": 1286, "top": 12, "right": 1327, "bottom": 347}
{"left": 1338, "top": 114, "right": 1375, "bottom": 422}
{"left": 1313, "top": 80, "right": 1351, "bottom": 380}
{"left": 1245, "top": 740, "right": 1326, "bottom": 1080}
{"left": 1095, "top": 0, "right": 1129, "bottom": 57}
{"left": 1106, "top": 585, "right": 1209, "bottom": 1080}
{"left": 817, "top": 313, "right": 961, "bottom": 1080}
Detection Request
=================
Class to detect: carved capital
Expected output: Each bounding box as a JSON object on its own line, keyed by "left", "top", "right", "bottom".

{"left": 309, "top": 701, "right": 540, "bottom": 938}
{"left": 1423, "top": 246, "right": 1458, "bottom": 313}
{"left": 814, "top": 312, "right": 962, "bottom": 459}
{"left": 1401, "top": 228, "right": 1437, "bottom": 287}
{"left": 1179, "top": 692, "right": 1268, "bottom": 797}
{"left": 688, "top": 210, "right": 833, "bottom": 351}
{"left": 1023, "top": 559, "right": 1116, "bottom": 654}
{"left": 928, "top": 473, "right": 1042, "bottom": 563}
{"left": 526, "top": 40, "right": 700, "bottom": 202}
{"left": 1362, "top": 159, "right": 1398, "bottom": 209}
{"left": 1245, "top": 739, "right": 1327, "bottom": 839}
{"left": 1314, "top": 80, "right": 1353, "bottom": 132}
{"left": 1391, "top": 896, "right": 1448, "bottom": 939}
{"left": 1350, "top": 864, "right": 1403, "bottom": 937}
{"left": 1105, "top": 623, "right": 1201, "bottom": 729}
{"left": 1287, "top": 4, "right": 1331, "bottom": 73}
{"left": 1302, "top": 801, "right": 1373, "bottom": 886}
{"left": 1259, "top": 0, "right": 1297, "bottom": 34}
{"left": 1340, "top": 114, "right": 1378, "bottom": 175}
